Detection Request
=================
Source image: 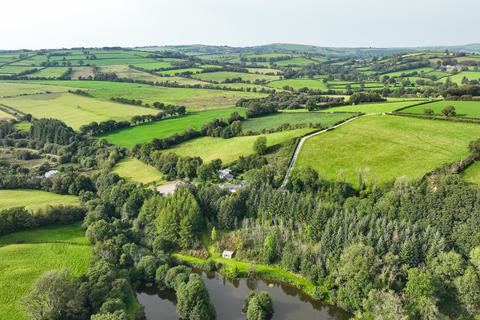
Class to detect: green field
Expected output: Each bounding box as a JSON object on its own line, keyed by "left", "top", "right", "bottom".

{"left": 0, "top": 223, "right": 91, "bottom": 320}
{"left": 192, "top": 71, "right": 279, "bottom": 83}
{"left": 99, "top": 65, "right": 207, "bottom": 86}
{"left": 380, "top": 67, "right": 433, "bottom": 78}
{"left": 401, "top": 100, "right": 480, "bottom": 117}
{"left": 0, "top": 92, "right": 158, "bottom": 130}
{"left": 169, "top": 128, "right": 314, "bottom": 163}
{"left": 317, "top": 101, "right": 427, "bottom": 114}
{"left": 0, "top": 82, "right": 76, "bottom": 97}
{"left": 268, "top": 78, "right": 328, "bottom": 90}
{"left": 27, "top": 67, "right": 69, "bottom": 78}
{"left": 0, "top": 190, "right": 79, "bottom": 211}
{"left": 296, "top": 115, "right": 480, "bottom": 185}
{"left": 0, "top": 66, "right": 36, "bottom": 75}
{"left": 439, "top": 71, "right": 480, "bottom": 84}
{"left": 101, "top": 107, "right": 245, "bottom": 148}
{"left": 158, "top": 68, "right": 203, "bottom": 76}
{"left": 242, "top": 112, "right": 353, "bottom": 132}
{"left": 463, "top": 161, "right": 480, "bottom": 185}
{"left": 29, "top": 80, "right": 265, "bottom": 111}
{"left": 274, "top": 57, "right": 316, "bottom": 66}
{"left": 113, "top": 157, "right": 163, "bottom": 184}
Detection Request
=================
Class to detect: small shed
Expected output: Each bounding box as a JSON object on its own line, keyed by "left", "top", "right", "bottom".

{"left": 222, "top": 250, "right": 235, "bottom": 259}
{"left": 219, "top": 168, "right": 234, "bottom": 181}
{"left": 44, "top": 170, "right": 59, "bottom": 178}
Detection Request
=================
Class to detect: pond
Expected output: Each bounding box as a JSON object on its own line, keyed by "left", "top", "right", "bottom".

{"left": 137, "top": 269, "right": 351, "bottom": 320}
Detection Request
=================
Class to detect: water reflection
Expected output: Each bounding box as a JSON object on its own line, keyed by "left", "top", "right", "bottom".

{"left": 137, "top": 269, "right": 351, "bottom": 320}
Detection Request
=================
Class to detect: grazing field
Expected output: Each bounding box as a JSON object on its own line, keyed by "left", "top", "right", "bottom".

{"left": 32, "top": 80, "right": 265, "bottom": 111}
{"left": 0, "top": 92, "right": 158, "bottom": 130}
{"left": 113, "top": 157, "right": 163, "bottom": 184}
{"left": 274, "top": 57, "right": 317, "bottom": 66}
{"left": 268, "top": 78, "right": 328, "bottom": 90}
{"left": 246, "top": 67, "right": 280, "bottom": 75}
{"left": 192, "top": 71, "right": 279, "bottom": 82}
{"left": 317, "top": 101, "right": 427, "bottom": 114}
{"left": 99, "top": 65, "right": 207, "bottom": 85}
{"left": 380, "top": 67, "right": 434, "bottom": 77}
{"left": 169, "top": 128, "right": 314, "bottom": 163}
{"left": 0, "top": 189, "right": 79, "bottom": 211}
{"left": 439, "top": 71, "right": 480, "bottom": 84}
{"left": 157, "top": 68, "right": 203, "bottom": 75}
{"left": 463, "top": 161, "right": 480, "bottom": 185}
{"left": 26, "top": 67, "right": 69, "bottom": 78}
{"left": 0, "top": 224, "right": 91, "bottom": 320}
{"left": 242, "top": 112, "right": 354, "bottom": 132}
{"left": 296, "top": 115, "right": 480, "bottom": 186}
{"left": 70, "top": 66, "right": 95, "bottom": 79}
{"left": 401, "top": 100, "right": 480, "bottom": 117}
{"left": 0, "top": 82, "right": 75, "bottom": 97}
{"left": 0, "top": 65, "right": 36, "bottom": 75}
{"left": 0, "top": 109, "right": 14, "bottom": 120}
{"left": 101, "top": 107, "right": 245, "bottom": 148}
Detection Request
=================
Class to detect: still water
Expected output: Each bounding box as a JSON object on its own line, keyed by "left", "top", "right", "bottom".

{"left": 137, "top": 269, "right": 351, "bottom": 320}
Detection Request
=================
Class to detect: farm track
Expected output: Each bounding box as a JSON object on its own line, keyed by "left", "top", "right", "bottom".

{"left": 0, "top": 103, "right": 24, "bottom": 118}
{"left": 280, "top": 115, "right": 363, "bottom": 188}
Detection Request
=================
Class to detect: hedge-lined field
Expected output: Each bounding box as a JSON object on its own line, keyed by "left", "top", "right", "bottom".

{"left": 0, "top": 92, "right": 158, "bottom": 130}
{"left": 317, "top": 101, "right": 427, "bottom": 114}
{"left": 169, "top": 128, "right": 314, "bottom": 163}
{"left": 0, "top": 223, "right": 91, "bottom": 320}
{"left": 401, "top": 100, "right": 480, "bottom": 118}
{"left": 31, "top": 80, "right": 266, "bottom": 111}
{"left": 242, "top": 111, "right": 353, "bottom": 132}
{"left": 0, "top": 190, "right": 79, "bottom": 211}
{"left": 101, "top": 107, "right": 245, "bottom": 148}
{"left": 113, "top": 157, "right": 163, "bottom": 184}
{"left": 296, "top": 115, "right": 480, "bottom": 185}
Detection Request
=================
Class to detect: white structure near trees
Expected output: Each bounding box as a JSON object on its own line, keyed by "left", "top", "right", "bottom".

{"left": 222, "top": 250, "right": 235, "bottom": 259}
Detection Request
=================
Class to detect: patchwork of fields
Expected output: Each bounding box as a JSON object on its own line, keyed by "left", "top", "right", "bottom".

{"left": 296, "top": 115, "right": 480, "bottom": 185}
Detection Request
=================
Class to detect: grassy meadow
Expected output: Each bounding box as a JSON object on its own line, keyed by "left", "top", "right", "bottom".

{"left": 192, "top": 71, "right": 280, "bottom": 83}
{"left": 317, "top": 101, "right": 427, "bottom": 114}
{"left": 101, "top": 107, "right": 245, "bottom": 148}
{"left": 113, "top": 157, "right": 163, "bottom": 184}
{"left": 0, "top": 190, "right": 79, "bottom": 211}
{"left": 169, "top": 128, "right": 314, "bottom": 163}
{"left": 31, "top": 80, "right": 265, "bottom": 111}
{"left": 401, "top": 100, "right": 480, "bottom": 118}
{"left": 296, "top": 115, "right": 480, "bottom": 186}
{"left": 463, "top": 161, "right": 480, "bottom": 185}
{"left": 242, "top": 112, "right": 353, "bottom": 132}
{"left": 268, "top": 78, "right": 328, "bottom": 90}
{"left": 26, "top": 67, "right": 69, "bottom": 78}
{"left": 0, "top": 82, "right": 75, "bottom": 97}
{"left": 0, "top": 109, "right": 14, "bottom": 120}
{"left": 0, "top": 223, "right": 91, "bottom": 320}
{"left": 0, "top": 92, "right": 158, "bottom": 130}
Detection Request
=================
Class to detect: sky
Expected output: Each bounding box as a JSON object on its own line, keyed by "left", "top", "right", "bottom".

{"left": 1, "top": 0, "right": 478, "bottom": 50}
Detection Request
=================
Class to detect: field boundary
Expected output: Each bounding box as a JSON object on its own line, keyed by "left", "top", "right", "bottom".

{"left": 391, "top": 99, "right": 443, "bottom": 112}
{"left": 0, "top": 103, "right": 24, "bottom": 118}
{"left": 280, "top": 115, "right": 363, "bottom": 188}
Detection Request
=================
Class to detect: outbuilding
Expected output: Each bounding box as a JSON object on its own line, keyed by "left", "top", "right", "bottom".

{"left": 222, "top": 250, "right": 235, "bottom": 259}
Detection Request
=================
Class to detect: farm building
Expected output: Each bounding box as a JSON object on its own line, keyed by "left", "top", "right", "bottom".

{"left": 219, "top": 168, "right": 234, "bottom": 181}
{"left": 222, "top": 250, "right": 235, "bottom": 259}
{"left": 44, "top": 170, "right": 59, "bottom": 178}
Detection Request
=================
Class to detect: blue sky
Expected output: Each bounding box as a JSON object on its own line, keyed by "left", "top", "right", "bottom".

{"left": 1, "top": 0, "right": 477, "bottom": 49}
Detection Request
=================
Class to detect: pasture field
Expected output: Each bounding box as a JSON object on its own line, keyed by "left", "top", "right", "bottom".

{"left": 0, "top": 224, "right": 91, "bottom": 320}
{"left": 32, "top": 80, "right": 265, "bottom": 111}
{"left": 157, "top": 68, "right": 203, "bottom": 75}
{"left": 296, "top": 115, "right": 480, "bottom": 186}
{"left": 425, "top": 70, "right": 450, "bottom": 79}
{"left": 463, "top": 161, "right": 480, "bottom": 185}
{"left": 192, "top": 71, "right": 280, "bottom": 82}
{"left": 99, "top": 65, "right": 207, "bottom": 85}
{"left": 101, "top": 107, "right": 245, "bottom": 148}
{"left": 381, "top": 67, "right": 434, "bottom": 78}
{"left": 400, "top": 100, "right": 480, "bottom": 117}
{"left": 317, "top": 101, "right": 426, "bottom": 114}
{"left": 113, "top": 157, "right": 163, "bottom": 184}
{"left": 274, "top": 57, "right": 317, "bottom": 66}
{"left": 0, "top": 65, "right": 36, "bottom": 75}
{"left": 439, "top": 71, "right": 480, "bottom": 84}
{"left": 169, "top": 128, "right": 314, "bottom": 163}
{"left": 268, "top": 78, "right": 328, "bottom": 90}
{"left": 13, "top": 121, "right": 32, "bottom": 132}
{"left": 0, "top": 189, "right": 79, "bottom": 211}
{"left": 246, "top": 67, "right": 280, "bottom": 75}
{"left": 0, "top": 82, "right": 75, "bottom": 97}
{"left": 0, "top": 92, "right": 158, "bottom": 130}
{"left": 0, "top": 109, "right": 14, "bottom": 120}
{"left": 242, "top": 112, "right": 353, "bottom": 132}
{"left": 70, "top": 66, "right": 95, "bottom": 79}
{"left": 26, "top": 67, "right": 69, "bottom": 78}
